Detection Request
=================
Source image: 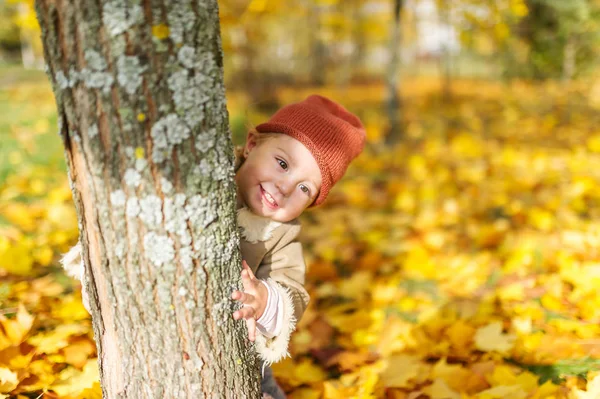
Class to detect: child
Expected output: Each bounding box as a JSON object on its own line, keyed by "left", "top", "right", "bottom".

{"left": 61, "top": 94, "right": 365, "bottom": 398}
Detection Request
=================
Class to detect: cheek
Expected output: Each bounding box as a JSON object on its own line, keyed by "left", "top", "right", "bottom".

{"left": 287, "top": 193, "right": 310, "bottom": 209}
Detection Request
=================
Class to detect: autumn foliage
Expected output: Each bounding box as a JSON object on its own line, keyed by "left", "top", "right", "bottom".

{"left": 2, "top": 78, "right": 600, "bottom": 398}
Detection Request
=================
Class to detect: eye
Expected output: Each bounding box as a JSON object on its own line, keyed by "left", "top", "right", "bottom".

{"left": 299, "top": 184, "right": 310, "bottom": 195}
{"left": 277, "top": 158, "right": 288, "bottom": 170}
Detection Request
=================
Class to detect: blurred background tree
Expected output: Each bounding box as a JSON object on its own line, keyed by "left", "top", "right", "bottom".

{"left": 2, "top": 0, "right": 600, "bottom": 143}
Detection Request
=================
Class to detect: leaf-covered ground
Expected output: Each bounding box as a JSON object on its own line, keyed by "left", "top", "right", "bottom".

{"left": 1, "top": 73, "right": 600, "bottom": 398}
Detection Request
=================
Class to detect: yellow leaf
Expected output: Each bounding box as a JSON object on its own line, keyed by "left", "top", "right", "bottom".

{"left": 18, "top": 359, "right": 56, "bottom": 392}
{"left": 587, "top": 134, "right": 600, "bottom": 153}
{"left": 540, "top": 294, "right": 564, "bottom": 312}
{"left": 52, "top": 295, "right": 91, "bottom": 321}
{"left": 423, "top": 378, "right": 460, "bottom": 399}
{"left": 152, "top": 24, "right": 170, "bottom": 40}
{"left": 478, "top": 385, "right": 527, "bottom": 399}
{"left": 376, "top": 316, "right": 414, "bottom": 357}
{"left": 532, "top": 380, "right": 558, "bottom": 398}
{"left": 511, "top": 316, "right": 532, "bottom": 335}
{"left": 33, "top": 245, "right": 54, "bottom": 266}
{"left": 50, "top": 359, "right": 99, "bottom": 396}
{"left": 2, "top": 202, "right": 36, "bottom": 231}
{"left": 0, "top": 367, "right": 18, "bottom": 393}
{"left": 323, "top": 380, "right": 357, "bottom": 398}
{"left": 509, "top": 0, "right": 528, "bottom": 17}
{"left": 74, "top": 382, "right": 102, "bottom": 399}
{"left": 528, "top": 208, "right": 554, "bottom": 231}
{"left": 571, "top": 374, "right": 600, "bottom": 399}
{"left": 0, "top": 240, "right": 34, "bottom": 276}
{"left": 446, "top": 319, "right": 476, "bottom": 353}
{"left": 0, "top": 304, "right": 34, "bottom": 350}
{"left": 46, "top": 202, "right": 77, "bottom": 230}
{"left": 474, "top": 322, "right": 515, "bottom": 354}
{"left": 247, "top": 0, "right": 268, "bottom": 13}
{"left": 63, "top": 340, "right": 96, "bottom": 369}
{"left": 288, "top": 387, "right": 322, "bottom": 399}
{"left": 450, "top": 133, "right": 484, "bottom": 158}
{"left": 430, "top": 358, "right": 472, "bottom": 392}
{"left": 337, "top": 271, "right": 372, "bottom": 300}
{"left": 380, "top": 354, "right": 428, "bottom": 388}
{"left": 28, "top": 324, "right": 89, "bottom": 354}
{"left": 293, "top": 359, "right": 327, "bottom": 384}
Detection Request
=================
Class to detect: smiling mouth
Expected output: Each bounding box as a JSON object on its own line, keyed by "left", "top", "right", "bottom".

{"left": 260, "top": 185, "right": 278, "bottom": 209}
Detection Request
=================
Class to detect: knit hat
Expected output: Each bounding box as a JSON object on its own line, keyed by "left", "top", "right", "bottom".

{"left": 256, "top": 95, "right": 366, "bottom": 206}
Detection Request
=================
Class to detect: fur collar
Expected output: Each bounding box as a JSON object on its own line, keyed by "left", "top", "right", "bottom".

{"left": 237, "top": 207, "right": 282, "bottom": 243}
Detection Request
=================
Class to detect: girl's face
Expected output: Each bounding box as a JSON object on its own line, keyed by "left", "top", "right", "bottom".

{"left": 236, "top": 131, "right": 322, "bottom": 223}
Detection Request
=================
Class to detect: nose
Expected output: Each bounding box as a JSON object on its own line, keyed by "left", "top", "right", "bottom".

{"left": 276, "top": 179, "right": 293, "bottom": 196}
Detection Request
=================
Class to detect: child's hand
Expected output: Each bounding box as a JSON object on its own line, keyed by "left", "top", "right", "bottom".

{"left": 231, "top": 260, "right": 268, "bottom": 342}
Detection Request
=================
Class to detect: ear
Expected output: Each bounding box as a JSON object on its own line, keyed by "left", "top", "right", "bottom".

{"left": 243, "top": 129, "right": 259, "bottom": 157}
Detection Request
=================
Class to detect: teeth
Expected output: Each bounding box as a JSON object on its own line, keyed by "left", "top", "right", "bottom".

{"left": 264, "top": 191, "right": 276, "bottom": 205}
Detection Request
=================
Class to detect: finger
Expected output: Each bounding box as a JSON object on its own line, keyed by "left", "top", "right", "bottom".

{"left": 245, "top": 263, "right": 256, "bottom": 280}
{"left": 242, "top": 260, "right": 256, "bottom": 281}
{"left": 234, "top": 305, "right": 256, "bottom": 320}
{"left": 241, "top": 270, "right": 257, "bottom": 291}
{"left": 231, "top": 290, "right": 255, "bottom": 305}
{"left": 242, "top": 260, "right": 250, "bottom": 271}
{"left": 247, "top": 317, "right": 257, "bottom": 342}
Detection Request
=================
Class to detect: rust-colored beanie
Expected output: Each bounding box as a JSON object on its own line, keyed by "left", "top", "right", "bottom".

{"left": 256, "top": 95, "right": 366, "bottom": 206}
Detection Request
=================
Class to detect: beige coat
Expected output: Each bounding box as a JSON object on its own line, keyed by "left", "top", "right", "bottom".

{"left": 236, "top": 207, "right": 310, "bottom": 365}
{"left": 61, "top": 204, "right": 309, "bottom": 367}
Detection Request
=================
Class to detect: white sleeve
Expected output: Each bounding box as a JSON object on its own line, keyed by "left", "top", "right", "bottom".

{"left": 256, "top": 280, "right": 283, "bottom": 338}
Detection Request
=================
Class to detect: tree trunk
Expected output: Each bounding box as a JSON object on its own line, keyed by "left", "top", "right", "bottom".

{"left": 19, "top": 3, "right": 36, "bottom": 69}
{"left": 34, "top": 0, "right": 261, "bottom": 397}
{"left": 385, "top": 0, "right": 403, "bottom": 145}
{"left": 309, "top": 5, "right": 326, "bottom": 86}
{"left": 562, "top": 35, "right": 576, "bottom": 82}
{"left": 438, "top": 0, "right": 452, "bottom": 101}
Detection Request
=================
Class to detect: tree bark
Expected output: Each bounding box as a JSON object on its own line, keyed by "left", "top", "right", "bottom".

{"left": 34, "top": 0, "right": 261, "bottom": 397}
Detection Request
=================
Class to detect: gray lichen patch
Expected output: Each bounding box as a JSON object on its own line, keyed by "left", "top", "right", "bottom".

{"left": 139, "top": 195, "right": 163, "bottom": 228}
{"left": 164, "top": 194, "right": 192, "bottom": 245}
{"left": 84, "top": 50, "right": 107, "bottom": 71}
{"left": 88, "top": 123, "right": 99, "bottom": 139}
{"left": 102, "top": 0, "right": 144, "bottom": 37}
{"left": 135, "top": 158, "right": 148, "bottom": 172}
{"left": 167, "top": 69, "right": 209, "bottom": 128}
{"left": 166, "top": 4, "right": 195, "bottom": 44}
{"left": 110, "top": 189, "right": 127, "bottom": 207}
{"left": 166, "top": 46, "right": 221, "bottom": 128}
{"left": 184, "top": 194, "right": 218, "bottom": 230}
{"left": 192, "top": 233, "right": 217, "bottom": 264}
{"left": 193, "top": 149, "right": 232, "bottom": 183}
{"left": 211, "top": 296, "right": 232, "bottom": 327}
{"left": 150, "top": 114, "right": 191, "bottom": 163}
{"left": 176, "top": 46, "right": 199, "bottom": 69}
{"left": 194, "top": 129, "right": 216, "bottom": 153}
{"left": 81, "top": 68, "right": 114, "bottom": 94}
{"left": 178, "top": 245, "right": 194, "bottom": 272}
{"left": 160, "top": 177, "right": 174, "bottom": 194}
{"left": 117, "top": 56, "right": 146, "bottom": 95}
{"left": 124, "top": 168, "right": 142, "bottom": 187}
{"left": 126, "top": 197, "right": 140, "bottom": 218}
{"left": 143, "top": 232, "right": 175, "bottom": 267}
{"left": 55, "top": 71, "right": 69, "bottom": 90}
